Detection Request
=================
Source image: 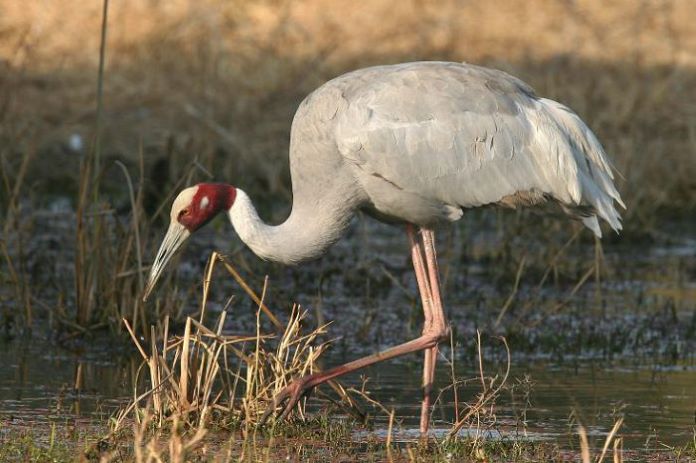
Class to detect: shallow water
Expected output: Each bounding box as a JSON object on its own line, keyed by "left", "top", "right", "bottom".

{"left": 347, "top": 359, "right": 696, "bottom": 447}
{"left": 0, "top": 336, "right": 129, "bottom": 432}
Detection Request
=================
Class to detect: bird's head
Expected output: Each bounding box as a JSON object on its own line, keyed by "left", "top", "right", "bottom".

{"left": 143, "top": 183, "right": 236, "bottom": 301}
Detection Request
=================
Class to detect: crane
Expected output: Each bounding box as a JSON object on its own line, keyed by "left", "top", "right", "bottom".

{"left": 143, "top": 61, "right": 624, "bottom": 434}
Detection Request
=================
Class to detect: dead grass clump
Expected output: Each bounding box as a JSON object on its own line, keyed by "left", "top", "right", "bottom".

{"left": 116, "top": 303, "right": 331, "bottom": 432}
{"left": 111, "top": 252, "right": 362, "bottom": 436}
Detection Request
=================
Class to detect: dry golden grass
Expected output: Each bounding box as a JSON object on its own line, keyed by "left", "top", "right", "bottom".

{"left": 1, "top": 0, "right": 695, "bottom": 227}
{"left": 119, "top": 304, "right": 329, "bottom": 429}
{"left": 113, "top": 251, "right": 364, "bottom": 434}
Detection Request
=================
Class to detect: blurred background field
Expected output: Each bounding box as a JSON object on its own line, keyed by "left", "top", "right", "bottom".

{"left": 1, "top": 0, "right": 695, "bottom": 227}
{"left": 1, "top": 1, "right": 695, "bottom": 460}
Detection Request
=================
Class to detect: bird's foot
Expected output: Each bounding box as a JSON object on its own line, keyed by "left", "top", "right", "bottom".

{"left": 260, "top": 375, "right": 314, "bottom": 425}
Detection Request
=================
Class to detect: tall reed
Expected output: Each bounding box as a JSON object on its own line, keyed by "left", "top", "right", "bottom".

{"left": 74, "top": 0, "right": 109, "bottom": 328}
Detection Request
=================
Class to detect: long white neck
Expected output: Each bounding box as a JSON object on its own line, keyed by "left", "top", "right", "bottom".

{"left": 228, "top": 189, "right": 358, "bottom": 265}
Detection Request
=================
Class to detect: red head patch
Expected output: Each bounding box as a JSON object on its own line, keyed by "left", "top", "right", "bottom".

{"left": 176, "top": 183, "right": 236, "bottom": 232}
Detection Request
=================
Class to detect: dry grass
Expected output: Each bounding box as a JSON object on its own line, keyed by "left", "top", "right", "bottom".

{"left": 0, "top": 0, "right": 694, "bottom": 228}
{"left": 577, "top": 418, "right": 625, "bottom": 463}
{"left": 112, "top": 251, "right": 362, "bottom": 436}
{"left": 118, "top": 304, "right": 330, "bottom": 430}
{"left": 445, "top": 331, "right": 511, "bottom": 440}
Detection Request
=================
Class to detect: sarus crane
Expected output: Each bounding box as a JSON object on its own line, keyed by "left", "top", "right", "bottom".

{"left": 143, "top": 61, "right": 624, "bottom": 434}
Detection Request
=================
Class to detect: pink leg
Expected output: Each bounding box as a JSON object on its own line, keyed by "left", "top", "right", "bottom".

{"left": 261, "top": 226, "right": 449, "bottom": 429}
{"left": 422, "top": 229, "right": 444, "bottom": 329}
{"left": 407, "top": 225, "right": 433, "bottom": 331}
{"left": 420, "top": 228, "right": 445, "bottom": 434}
{"left": 407, "top": 226, "right": 439, "bottom": 434}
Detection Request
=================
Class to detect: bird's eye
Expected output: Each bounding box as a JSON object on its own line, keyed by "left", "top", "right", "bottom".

{"left": 178, "top": 208, "right": 190, "bottom": 219}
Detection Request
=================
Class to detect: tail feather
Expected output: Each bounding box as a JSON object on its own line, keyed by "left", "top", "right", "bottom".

{"left": 582, "top": 215, "right": 602, "bottom": 238}
{"left": 538, "top": 98, "right": 625, "bottom": 236}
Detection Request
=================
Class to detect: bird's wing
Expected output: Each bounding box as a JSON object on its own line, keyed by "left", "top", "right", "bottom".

{"left": 334, "top": 62, "right": 623, "bottom": 234}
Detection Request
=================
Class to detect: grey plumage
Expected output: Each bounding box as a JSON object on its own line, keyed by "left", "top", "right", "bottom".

{"left": 230, "top": 61, "right": 624, "bottom": 264}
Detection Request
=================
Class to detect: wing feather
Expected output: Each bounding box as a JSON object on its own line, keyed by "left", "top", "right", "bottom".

{"left": 333, "top": 62, "right": 624, "bottom": 235}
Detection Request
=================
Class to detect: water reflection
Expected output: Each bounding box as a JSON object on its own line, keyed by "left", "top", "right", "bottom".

{"left": 0, "top": 336, "right": 132, "bottom": 427}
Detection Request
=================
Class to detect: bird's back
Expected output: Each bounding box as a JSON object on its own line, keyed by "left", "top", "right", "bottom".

{"left": 289, "top": 62, "right": 624, "bottom": 235}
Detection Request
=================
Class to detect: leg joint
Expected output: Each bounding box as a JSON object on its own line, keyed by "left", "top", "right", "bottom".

{"left": 424, "top": 324, "right": 450, "bottom": 346}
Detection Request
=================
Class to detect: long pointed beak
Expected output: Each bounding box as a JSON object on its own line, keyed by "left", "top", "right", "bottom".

{"left": 143, "top": 222, "right": 191, "bottom": 301}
